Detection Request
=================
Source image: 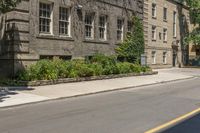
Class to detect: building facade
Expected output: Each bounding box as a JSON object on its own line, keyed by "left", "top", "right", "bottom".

{"left": 0, "top": 0, "right": 143, "bottom": 78}
{"left": 143, "top": 0, "right": 192, "bottom": 68}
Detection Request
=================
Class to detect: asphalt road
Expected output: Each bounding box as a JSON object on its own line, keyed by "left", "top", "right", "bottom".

{"left": 162, "top": 113, "right": 200, "bottom": 133}
{"left": 0, "top": 78, "right": 200, "bottom": 133}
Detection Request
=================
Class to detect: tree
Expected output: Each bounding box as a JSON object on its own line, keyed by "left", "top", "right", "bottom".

{"left": 0, "top": 0, "right": 21, "bottom": 13}
{"left": 116, "top": 16, "right": 144, "bottom": 63}
{"left": 181, "top": 0, "right": 200, "bottom": 45}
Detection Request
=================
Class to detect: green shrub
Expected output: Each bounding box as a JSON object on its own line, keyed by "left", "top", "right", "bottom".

{"left": 89, "top": 63, "right": 103, "bottom": 76}
{"left": 117, "top": 62, "right": 132, "bottom": 74}
{"left": 76, "top": 64, "right": 94, "bottom": 77}
{"left": 90, "top": 54, "right": 117, "bottom": 67}
{"left": 17, "top": 54, "right": 152, "bottom": 81}
{"left": 68, "top": 69, "right": 79, "bottom": 78}
{"left": 141, "top": 66, "right": 152, "bottom": 72}
{"left": 130, "top": 64, "right": 142, "bottom": 73}
{"left": 102, "top": 64, "right": 119, "bottom": 75}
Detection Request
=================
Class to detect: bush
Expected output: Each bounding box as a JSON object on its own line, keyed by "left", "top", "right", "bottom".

{"left": 17, "top": 54, "right": 152, "bottom": 81}
{"left": 130, "top": 64, "right": 142, "bottom": 73}
{"left": 89, "top": 63, "right": 103, "bottom": 76}
{"left": 76, "top": 64, "right": 94, "bottom": 77}
{"left": 117, "top": 62, "right": 132, "bottom": 74}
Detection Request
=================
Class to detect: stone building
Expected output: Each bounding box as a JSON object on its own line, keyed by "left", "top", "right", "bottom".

{"left": 143, "top": 0, "right": 192, "bottom": 68}
{"left": 0, "top": 0, "right": 143, "bottom": 78}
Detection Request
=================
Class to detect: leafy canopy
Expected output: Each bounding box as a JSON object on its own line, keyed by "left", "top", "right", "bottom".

{"left": 180, "top": 0, "right": 200, "bottom": 45}
{"left": 0, "top": 0, "right": 21, "bottom": 13}
{"left": 116, "top": 16, "right": 145, "bottom": 62}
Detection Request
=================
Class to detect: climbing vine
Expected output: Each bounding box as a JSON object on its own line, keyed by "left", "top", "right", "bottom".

{"left": 116, "top": 16, "right": 144, "bottom": 63}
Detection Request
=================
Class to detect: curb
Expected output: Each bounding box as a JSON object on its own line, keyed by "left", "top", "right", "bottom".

{"left": 0, "top": 76, "right": 195, "bottom": 109}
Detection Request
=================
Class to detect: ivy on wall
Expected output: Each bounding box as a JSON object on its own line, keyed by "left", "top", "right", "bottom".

{"left": 0, "top": 0, "right": 21, "bottom": 13}
{"left": 116, "top": 16, "right": 145, "bottom": 63}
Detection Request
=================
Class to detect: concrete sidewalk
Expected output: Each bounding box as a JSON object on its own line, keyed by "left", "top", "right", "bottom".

{"left": 0, "top": 69, "right": 194, "bottom": 108}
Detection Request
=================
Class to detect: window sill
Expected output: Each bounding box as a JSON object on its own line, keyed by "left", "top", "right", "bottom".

{"left": 83, "top": 39, "right": 109, "bottom": 44}
{"left": 37, "top": 34, "right": 74, "bottom": 41}
{"left": 115, "top": 40, "right": 123, "bottom": 45}
{"left": 163, "top": 19, "right": 168, "bottom": 22}
{"left": 152, "top": 16, "right": 157, "bottom": 19}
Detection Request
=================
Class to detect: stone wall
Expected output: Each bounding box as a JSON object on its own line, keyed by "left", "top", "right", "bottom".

{"left": 145, "top": 0, "right": 191, "bottom": 68}
{"left": 0, "top": 0, "right": 143, "bottom": 78}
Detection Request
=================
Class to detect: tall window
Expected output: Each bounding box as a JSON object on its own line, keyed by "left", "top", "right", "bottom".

{"left": 99, "top": 15, "right": 107, "bottom": 40}
{"left": 85, "top": 13, "right": 94, "bottom": 39}
{"left": 163, "top": 7, "right": 167, "bottom": 21}
{"left": 152, "top": 51, "right": 156, "bottom": 64}
{"left": 127, "top": 21, "right": 133, "bottom": 34}
{"left": 117, "top": 19, "right": 124, "bottom": 41}
{"left": 152, "top": 26, "right": 156, "bottom": 40}
{"left": 173, "top": 11, "right": 177, "bottom": 37}
{"left": 152, "top": 3, "right": 157, "bottom": 18}
{"left": 59, "top": 7, "right": 70, "bottom": 36}
{"left": 163, "top": 28, "right": 167, "bottom": 42}
{"left": 163, "top": 52, "right": 167, "bottom": 64}
{"left": 39, "top": 2, "right": 52, "bottom": 34}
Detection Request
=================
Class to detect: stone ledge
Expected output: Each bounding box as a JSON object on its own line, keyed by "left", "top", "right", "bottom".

{"left": 17, "top": 71, "right": 158, "bottom": 87}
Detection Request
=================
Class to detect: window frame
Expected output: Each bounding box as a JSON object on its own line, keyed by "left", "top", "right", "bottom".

{"left": 39, "top": 2, "right": 53, "bottom": 34}
{"left": 163, "top": 7, "right": 167, "bottom": 21}
{"left": 152, "top": 3, "right": 157, "bottom": 18}
{"left": 173, "top": 11, "right": 177, "bottom": 38}
{"left": 163, "top": 52, "right": 167, "bottom": 64}
{"left": 127, "top": 20, "right": 133, "bottom": 35}
{"left": 163, "top": 28, "right": 168, "bottom": 42}
{"left": 85, "top": 12, "right": 94, "bottom": 39}
{"left": 99, "top": 15, "right": 107, "bottom": 41}
{"left": 152, "top": 51, "right": 156, "bottom": 64}
{"left": 152, "top": 25, "right": 157, "bottom": 41}
{"left": 117, "top": 18, "right": 124, "bottom": 41}
{"left": 59, "top": 6, "right": 71, "bottom": 37}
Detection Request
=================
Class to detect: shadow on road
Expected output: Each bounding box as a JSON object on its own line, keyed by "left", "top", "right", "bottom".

{"left": 161, "top": 113, "right": 200, "bottom": 133}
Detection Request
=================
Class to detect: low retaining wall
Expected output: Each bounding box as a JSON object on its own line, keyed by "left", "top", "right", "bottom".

{"left": 17, "top": 71, "right": 158, "bottom": 87}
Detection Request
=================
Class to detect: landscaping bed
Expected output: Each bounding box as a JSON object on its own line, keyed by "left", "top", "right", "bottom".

{"left": 0, "top": 54, "right": 157, "bottom": 87}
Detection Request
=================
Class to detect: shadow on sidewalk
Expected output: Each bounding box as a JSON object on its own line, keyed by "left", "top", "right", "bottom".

{"left": 0, "top": 87, "right": 35, "bottom": 102}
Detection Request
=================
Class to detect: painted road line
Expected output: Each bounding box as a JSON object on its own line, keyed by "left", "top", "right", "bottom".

{"left": 145, "top": 108, "right": 200, "bottom": 133}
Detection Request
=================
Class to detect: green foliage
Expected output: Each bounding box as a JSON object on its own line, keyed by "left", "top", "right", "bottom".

{"left": 17, "top": 54, "right": 152, "bottom": 81}
{"left": 116, "top": 16, "right": 145, "bottom": 62}
{"left": 180, "top": 0, "right": 200, "bottom": 46}
{"left": 0, "top": 0, "right": 21, "bottom": 13}
{"left": 117, "top": 62, "right": 132, "bottom": 74}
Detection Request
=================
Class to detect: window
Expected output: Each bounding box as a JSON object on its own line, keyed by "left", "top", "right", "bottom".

{"left": 163, "top": 7, "right": 167, "bottom": 21}
{"left": 196, "top": 48, "right": 200, "bottom": 56}
{"left": 59, "top": 56, "right": 72, "bottom": 60}
{"left": 85, "top": 13, "right": 94, "bottom": 39}
{"left": 59, "top": 7, "right": 70, "bottom": 36}
{"left": 152, "top": 3, "right": 157, "bottom": 18}
{"left": 40, "top": 55, "right": 54, "bottom": 60}
{"left": 152, "top": 26, "right": 156, "bottom": 40}
{"left": 99, "top": 15, "right": 107, "bottom": 40}
{"left": 173, "top": 11, "right": 177, "bottom": 37}
{"left": 39, "top": 2, "right": 52, "bottom": 34}
{"left": 117, "top": 19, "right": 124, "bottom": 41}
{"left": 163, "top": 52, "right": 167, "bottom": 64}
{"left": 152, "top": 51, "right": 156, "bottom": 64}
{"left": 127, "top": 21, "right": 133, "bottom": 35}
{"left": 163, "top": 28, "right": 167, "bottom": 42}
